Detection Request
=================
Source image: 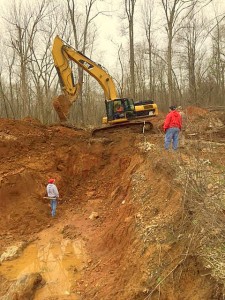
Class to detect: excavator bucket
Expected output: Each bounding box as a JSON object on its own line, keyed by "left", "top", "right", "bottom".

{"left": 52, "top": 94, "right": 73, "bottom": 122}
{"left": 52, "top": 83, "right": 81, "bottom": 122}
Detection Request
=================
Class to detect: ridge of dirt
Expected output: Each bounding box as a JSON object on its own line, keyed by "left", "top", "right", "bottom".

{"left": 0, "top": 109, "right": 224, "bottom": 300}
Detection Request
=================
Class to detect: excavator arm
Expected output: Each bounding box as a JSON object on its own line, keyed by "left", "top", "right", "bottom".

{"left": 52, "top": 36, "right": 118, "bottom": 121}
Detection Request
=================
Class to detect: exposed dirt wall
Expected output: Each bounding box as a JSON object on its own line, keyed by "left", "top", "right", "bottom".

{"left": 0, "top": 115, "right": 224, "bottom": 300}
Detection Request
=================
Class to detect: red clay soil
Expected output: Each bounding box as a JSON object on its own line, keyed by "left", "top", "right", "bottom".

{"left": 185, "top": 106, "right": 208, "bottom": 116}
{"left": 0, "top": 110, "right": 224, "bottom": 299}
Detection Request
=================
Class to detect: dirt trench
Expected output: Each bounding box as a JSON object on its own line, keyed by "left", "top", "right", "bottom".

{"left": 0, "top": 116, "right": 224, "bottom": 300}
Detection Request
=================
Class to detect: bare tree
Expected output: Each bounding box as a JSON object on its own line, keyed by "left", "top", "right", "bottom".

{"left": 66, "top": 0, "right": 100, "bottom": 124}
{"left": 0, "top": 50, "right": 17, "bottom": 118}
{"left": 0, "top": 72, "right": 15, "bottom": 118}
{"left": 125, "top": 0, "right": 136, "bottom": 99}
{"left": 161, "top": 0, "right": 199, "bottom": 105}
{"left": 210, "top": 18, "right": 225, "bottom": 105}
{"left": 177, "top": 14, "right": 200, "bottom": 105}
{"left": 117, "top": 44, "right": 126, "bottom": 97}
{"left": 4, "top": 0, "right": 50, "bottom": 117}
{"left": 142, "top": 0, "right": 155, "bottom": 100}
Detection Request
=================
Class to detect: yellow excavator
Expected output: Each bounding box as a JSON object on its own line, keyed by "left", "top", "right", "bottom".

{"left": 52, "top": 35, "right": 158, "bottom": 133}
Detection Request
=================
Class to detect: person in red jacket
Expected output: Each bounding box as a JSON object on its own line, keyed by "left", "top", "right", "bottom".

{"left": 163, "top": 105, "right": 182, "bottom": 150}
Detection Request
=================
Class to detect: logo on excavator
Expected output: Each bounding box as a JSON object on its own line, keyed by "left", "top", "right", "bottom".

{"left": 79, "top": 60, "right": 94, "bottom": 70}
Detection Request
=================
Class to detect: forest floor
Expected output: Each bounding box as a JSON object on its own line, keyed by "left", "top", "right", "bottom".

{"left": 0, "top": 106, "right": 225, "bottom": 300}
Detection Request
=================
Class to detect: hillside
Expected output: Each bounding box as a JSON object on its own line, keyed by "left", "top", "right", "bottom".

{"left": 0, "top": 107, "right": 225, "bottom": 300}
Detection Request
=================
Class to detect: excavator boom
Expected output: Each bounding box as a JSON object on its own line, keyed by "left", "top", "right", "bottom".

{"left": 52, "top": 36, "right": 119, "bottom": 121}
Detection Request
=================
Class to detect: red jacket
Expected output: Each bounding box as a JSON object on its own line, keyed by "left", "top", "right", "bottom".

{"left": 163, "top": 110, "right": 182, "bottom": 131}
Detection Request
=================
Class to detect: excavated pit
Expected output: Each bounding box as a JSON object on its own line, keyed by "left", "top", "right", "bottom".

{"left": 0, "top": 110, "right": 224, "bottom": 299}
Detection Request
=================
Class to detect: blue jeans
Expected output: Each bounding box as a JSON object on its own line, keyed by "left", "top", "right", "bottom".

{"left": 165, "top": 127, "right": 180, "bottom": 150}
{"left": 50, "top": 199, "right": 57, "bottom": 217}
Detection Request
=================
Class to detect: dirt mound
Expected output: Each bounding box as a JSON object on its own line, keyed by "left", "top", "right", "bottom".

{"left": 0, "top": 116, "right": 224, "bottom": 299}
{"left": 186, "top": 105, "right": 208, "bottom": 117}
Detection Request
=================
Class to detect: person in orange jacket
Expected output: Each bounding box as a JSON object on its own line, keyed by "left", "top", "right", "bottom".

{"left": 163, "top": 105, "right": 182, "bottom": 150}
{"left": 114, "top": 104, "right": 124, "bottom": 119}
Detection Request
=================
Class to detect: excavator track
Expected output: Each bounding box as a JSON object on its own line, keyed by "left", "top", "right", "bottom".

{"left": 92, "top": 120, "right": 154, "bottom": 137}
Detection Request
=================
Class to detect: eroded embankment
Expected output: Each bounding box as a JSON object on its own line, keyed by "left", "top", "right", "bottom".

{"left": 78, "top": 142, "right": 224, "bottom": 300}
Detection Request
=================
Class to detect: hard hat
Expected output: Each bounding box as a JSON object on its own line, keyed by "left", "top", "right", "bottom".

{"left": 48, "top": 178, "right": 55, "bottom": 184}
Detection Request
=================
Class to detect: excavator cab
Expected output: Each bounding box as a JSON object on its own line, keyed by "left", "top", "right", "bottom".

{"left": 104, "top": 98, "right": 135, "bottom": 124}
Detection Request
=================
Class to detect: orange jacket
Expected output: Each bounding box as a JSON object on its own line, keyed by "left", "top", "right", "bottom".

{"left": 116, "top": 106, "right": 123, "bottom": 112}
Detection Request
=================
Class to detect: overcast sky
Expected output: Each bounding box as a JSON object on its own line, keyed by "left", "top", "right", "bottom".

{"left": 93, "top": 1, "right": 125, "bottom": 68}
{"left": 1, "top": 0, "right": 225, "bottom": 71}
